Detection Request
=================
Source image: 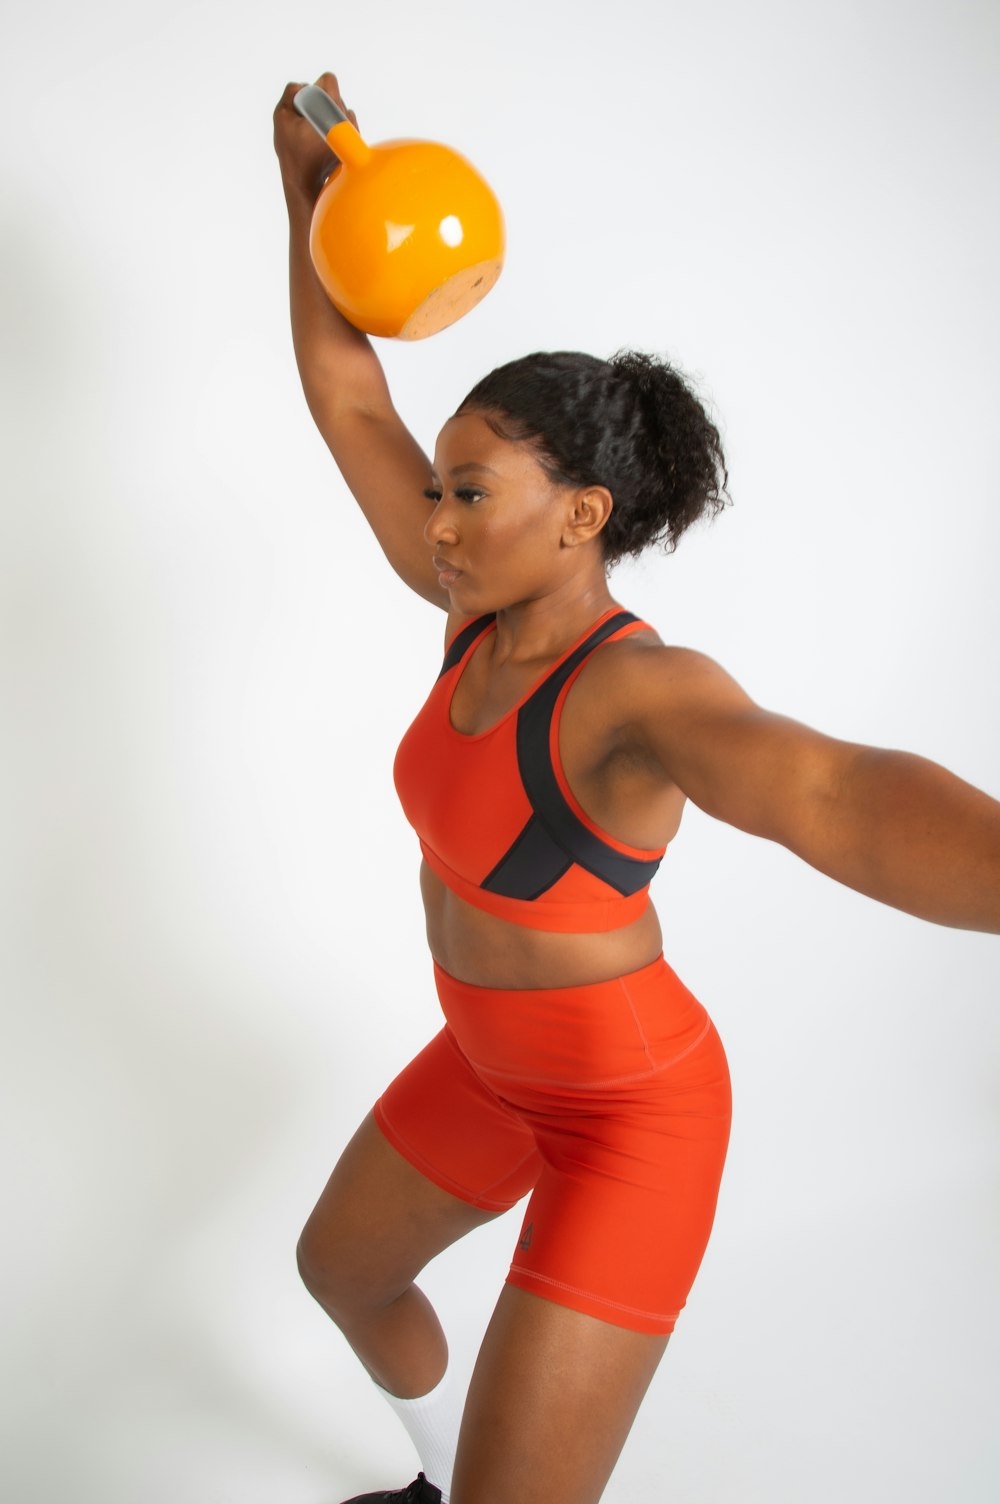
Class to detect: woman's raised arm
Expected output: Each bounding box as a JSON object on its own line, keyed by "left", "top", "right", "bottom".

{"left": 274, "top": 74, "right": 449, "bottom": 610}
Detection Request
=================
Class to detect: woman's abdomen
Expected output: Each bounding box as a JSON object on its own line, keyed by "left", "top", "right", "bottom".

{"left": 419, "top": 857, "right": 665, "bottom": 989}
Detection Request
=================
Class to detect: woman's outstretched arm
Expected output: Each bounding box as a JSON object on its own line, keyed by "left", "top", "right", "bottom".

{"left": 631, "top": 646, "right": 1000, "bottom": 933}
{"left": 273, "top": 73, "right": 449, "bottom": 609}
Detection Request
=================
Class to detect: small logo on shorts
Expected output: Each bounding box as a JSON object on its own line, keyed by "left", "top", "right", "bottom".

{"left": 518, "top": 1221, "right": 533, "bottom": 1250}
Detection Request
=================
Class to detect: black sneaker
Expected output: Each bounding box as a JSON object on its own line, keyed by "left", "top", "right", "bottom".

{"left": 341, "top": 1473, "right": 443, "bottom": 1504}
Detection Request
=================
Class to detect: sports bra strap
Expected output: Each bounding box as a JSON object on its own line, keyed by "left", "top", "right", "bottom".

{"left": 438, "top": 614, "right": 495, "bottom": 678}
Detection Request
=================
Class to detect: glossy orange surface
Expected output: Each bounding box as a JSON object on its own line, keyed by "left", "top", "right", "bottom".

{"left": 308, "top": 120, "right": 505, "bottom": 339}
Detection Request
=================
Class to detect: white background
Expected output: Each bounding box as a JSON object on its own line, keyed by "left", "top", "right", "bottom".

{"left": 2, "top": 1, "right": 998, "bottom": 1500}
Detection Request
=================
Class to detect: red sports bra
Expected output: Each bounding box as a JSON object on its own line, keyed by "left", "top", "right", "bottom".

{"left": 392, "top": 605, "right": 667, "bottom": 932}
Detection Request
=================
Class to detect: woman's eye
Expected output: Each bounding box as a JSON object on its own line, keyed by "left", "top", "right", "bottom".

{"left": 422, "top": 486, "right": 485, "bottom": 504}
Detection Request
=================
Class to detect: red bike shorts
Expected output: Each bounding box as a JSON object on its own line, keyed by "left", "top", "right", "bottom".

{"left": 373, "top": 951, "right": 732, "bottom": 1336}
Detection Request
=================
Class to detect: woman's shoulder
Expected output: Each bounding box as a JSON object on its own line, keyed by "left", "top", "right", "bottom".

{"left": 598, "top": 613, "right": 712, "bottom": 673}
{"left": 584, "top": 620, "right": 736, "bottom": 724}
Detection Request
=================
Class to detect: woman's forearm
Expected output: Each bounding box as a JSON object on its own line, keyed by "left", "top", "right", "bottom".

{"left": 285, "top": 191, "right": 392, "bottom": 420}
{"left": 801, "top": 747, "right": 1000, "bottom": 933}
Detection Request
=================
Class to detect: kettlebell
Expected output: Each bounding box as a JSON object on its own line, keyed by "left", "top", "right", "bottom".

{"left": 292, "top": 84, "right": 505, "bottom": 340}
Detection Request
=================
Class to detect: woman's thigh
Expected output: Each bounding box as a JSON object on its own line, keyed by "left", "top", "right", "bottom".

{"left": 298, "top": 1027, "right": 543, "bottom": 1307}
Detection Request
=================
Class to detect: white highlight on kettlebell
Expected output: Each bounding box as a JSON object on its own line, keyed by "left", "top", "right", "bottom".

{"left": 386, "top": 221, "right": 416, "bottom": 252}
{"left": 438, "top": 215, "right": 464, "bottom": 247}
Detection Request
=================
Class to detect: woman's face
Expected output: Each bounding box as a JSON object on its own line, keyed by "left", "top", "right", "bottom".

{"left": 424, "top": 411, "right": 608, "bottom": 611}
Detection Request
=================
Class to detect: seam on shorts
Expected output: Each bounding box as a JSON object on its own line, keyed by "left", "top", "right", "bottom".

{"left": 617, "top": 973, "right": 656, "bottom": 1069}
{"left": 373, "top": 1099, "right": 532, "bottom": 1212}
{"left": 460, "top": 1014, "right": 714, "bottom": 1091}
{"left": 507, "top": 1264, "right": 680, "bottom": 1325}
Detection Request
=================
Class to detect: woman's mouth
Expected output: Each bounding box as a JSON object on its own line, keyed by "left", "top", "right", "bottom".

{"left": 433, "top": 557, "right": 463, "bottom": 586}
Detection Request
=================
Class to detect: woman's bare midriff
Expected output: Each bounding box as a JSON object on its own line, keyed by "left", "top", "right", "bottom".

{"left": 419, "top": 858, "right": 665, "bottom": 988}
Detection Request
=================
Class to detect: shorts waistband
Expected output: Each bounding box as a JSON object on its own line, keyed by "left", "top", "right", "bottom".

{"left": 430, "top": 950, "right": 712, "bottom": 1093}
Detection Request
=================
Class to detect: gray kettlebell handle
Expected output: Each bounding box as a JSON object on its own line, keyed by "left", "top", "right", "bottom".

{"left": 293, "top": 84, "right": 350, "bottom": 140}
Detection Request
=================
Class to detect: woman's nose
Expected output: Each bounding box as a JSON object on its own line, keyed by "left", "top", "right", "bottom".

{"left": 424, "top": 505, "right": 458, "bottom": 547}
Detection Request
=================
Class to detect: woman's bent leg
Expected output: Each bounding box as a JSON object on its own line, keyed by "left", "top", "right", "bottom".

{"left": 296, "top": 1109, "right": 504, "bottom": 1397}
{"left": 298, "top": 1028, "right": 543, "bottom": 1498}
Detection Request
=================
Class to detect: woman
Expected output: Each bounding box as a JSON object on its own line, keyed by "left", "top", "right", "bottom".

{"left": 273, "top": 74, "right": 999, "bottom": 1504}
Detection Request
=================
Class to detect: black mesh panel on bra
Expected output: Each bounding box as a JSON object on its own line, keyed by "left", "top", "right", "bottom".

{"left": 480, "top": 612, "right": 663, "bottom": 900}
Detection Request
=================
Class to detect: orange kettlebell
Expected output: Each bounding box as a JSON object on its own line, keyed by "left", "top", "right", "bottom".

{"left": 293, "top": 84, "right": 506, "bottom": 340}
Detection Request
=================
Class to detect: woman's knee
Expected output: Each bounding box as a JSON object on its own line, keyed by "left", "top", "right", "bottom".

{"left": 295, "top": 1215, "right": 338, "bottom": 1301}
{"left": 295, "top": 1207, "right": 407, "bottom": 1317}
{"left": 294, "top": 1109, "right": 501, "bottom": 1318}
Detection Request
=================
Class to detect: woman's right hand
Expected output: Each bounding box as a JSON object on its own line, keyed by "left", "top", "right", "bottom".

{"left": 273, "top": 71, "right": 360, "bottom": 210}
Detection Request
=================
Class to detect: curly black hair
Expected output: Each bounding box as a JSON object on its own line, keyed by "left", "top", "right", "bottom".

{"left": 454, "top": 349, "right": 731, "bottom": 570}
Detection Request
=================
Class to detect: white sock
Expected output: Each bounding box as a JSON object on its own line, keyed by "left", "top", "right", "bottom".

{"left": 372, "top": 1364, "right": 463, "bottom": 1502}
